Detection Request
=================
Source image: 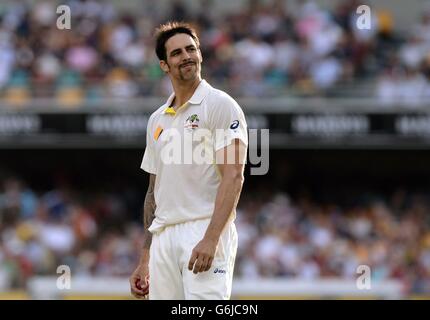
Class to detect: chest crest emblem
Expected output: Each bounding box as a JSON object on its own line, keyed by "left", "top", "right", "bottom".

{"left": 184, "top": 114, "right": 200, "bottom": 129}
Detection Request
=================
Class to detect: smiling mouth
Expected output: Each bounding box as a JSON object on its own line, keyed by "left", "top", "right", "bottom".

{"left": 181, "top": 63, "right": 195, "bottom": 68}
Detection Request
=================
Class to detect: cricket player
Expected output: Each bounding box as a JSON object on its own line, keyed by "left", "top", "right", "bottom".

{"left": 129, "top": 21, "right": 248, "bottom": 300}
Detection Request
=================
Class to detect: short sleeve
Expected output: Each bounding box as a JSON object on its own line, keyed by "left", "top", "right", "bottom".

{"left": 208, "top": 94, "right": 248, "bottom": 151}
{"left": 140, "top": 116, "right": 157, "bottom": 174}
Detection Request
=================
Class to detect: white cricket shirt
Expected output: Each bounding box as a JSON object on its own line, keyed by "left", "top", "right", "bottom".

{"left": 140, "top": 79, "right": 248, "bottom": 233}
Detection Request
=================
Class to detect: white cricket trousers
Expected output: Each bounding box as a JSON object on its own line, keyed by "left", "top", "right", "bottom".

{"left": 148, "top": 218, "right": 238, "bottom": 300}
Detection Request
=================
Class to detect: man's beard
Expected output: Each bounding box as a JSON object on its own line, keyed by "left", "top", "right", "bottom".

{"left": 179, "top": 64, "right": 197, "bottom": 81}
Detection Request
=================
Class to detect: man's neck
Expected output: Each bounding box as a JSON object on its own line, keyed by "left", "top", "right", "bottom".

{"left": 171, "top": 77, "right": 202, "bottom": 109}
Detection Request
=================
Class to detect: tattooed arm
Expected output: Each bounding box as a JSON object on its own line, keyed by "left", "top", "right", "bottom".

{"left": 130, "top": 174, "right": 156, "bottom": 299}
{"left": 142, "top": 173, "right": 156, "bottom": 251}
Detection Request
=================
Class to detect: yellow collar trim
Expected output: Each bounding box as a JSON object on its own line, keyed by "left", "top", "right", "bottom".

{"left": 163, "top": 102, "right": 189, "bottom": 115}
{"left": 164, "top": 106, "right": 176, "bottom": 115}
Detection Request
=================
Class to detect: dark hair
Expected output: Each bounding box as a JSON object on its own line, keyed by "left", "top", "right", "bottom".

{"left": 154, "top": 21, "right": 200, "bottom": 61}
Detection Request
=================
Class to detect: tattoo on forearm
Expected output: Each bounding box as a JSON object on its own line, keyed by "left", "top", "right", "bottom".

{"left": 143, "top": 174, "right": 156, "bottom": 249}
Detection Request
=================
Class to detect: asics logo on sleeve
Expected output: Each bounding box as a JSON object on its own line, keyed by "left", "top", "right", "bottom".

{"left": 230, "top": 120, "right": 239, "bottom": 130}
{"left": 214, "top": 268, "right": 226, "bottom": 274}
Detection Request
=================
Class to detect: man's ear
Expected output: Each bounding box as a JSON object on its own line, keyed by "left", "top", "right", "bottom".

{"left": 198, "top": 49, "right": 203, "bottom": 63}
{"left": 160, "top": 60, "right": 169, "bottom": 73}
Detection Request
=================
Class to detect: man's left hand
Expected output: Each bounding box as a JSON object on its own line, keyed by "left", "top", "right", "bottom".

{"left": 188, "top": 237, "right": 218, "bottom": 274}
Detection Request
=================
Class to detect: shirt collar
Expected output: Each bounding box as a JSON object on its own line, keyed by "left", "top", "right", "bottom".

{"left": 162, "top": 79, "right": 210, "bottom": 114}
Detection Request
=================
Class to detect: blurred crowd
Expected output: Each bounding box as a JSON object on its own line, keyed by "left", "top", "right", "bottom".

{"left": 235, "top": 191, "right": 430, "bottom": 295}
{"left": 1, "top": 176, "right": 430, "bottom": 295}
{"left": 0, "top": 0, "right": 429, "bottom": 106}
{"left": 0, "top": 176, "right": 142, "bottom": 290}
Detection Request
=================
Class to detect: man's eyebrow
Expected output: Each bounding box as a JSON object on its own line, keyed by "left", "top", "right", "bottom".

{"left": 169, "top": 45, "right": 196, "bottom": 56}
{"left": 169, "top": 48, "right": 181, "bottom": 56}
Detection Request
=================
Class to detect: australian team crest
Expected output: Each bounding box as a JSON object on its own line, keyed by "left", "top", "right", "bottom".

{"left": 184, "top": 114, "right": 200, "bottom": 129}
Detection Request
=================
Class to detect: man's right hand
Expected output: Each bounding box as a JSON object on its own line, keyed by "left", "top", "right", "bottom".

{"left": 129, "top": 264, "right": 150, "bottom": 299}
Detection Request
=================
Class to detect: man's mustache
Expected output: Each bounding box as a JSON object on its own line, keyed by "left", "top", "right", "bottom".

{"left": 180, "top": 61, "right": 196, "bottom": 68}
